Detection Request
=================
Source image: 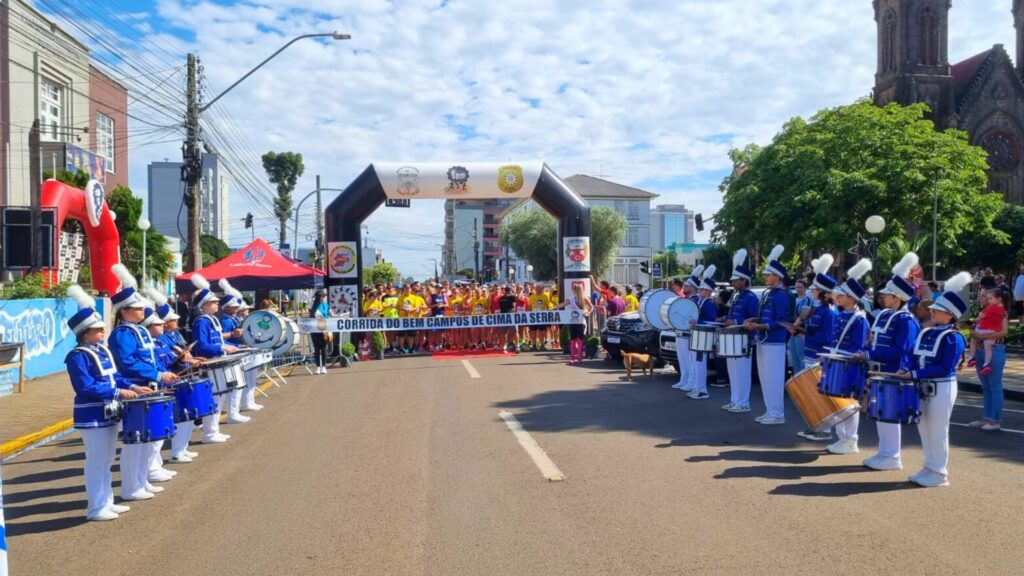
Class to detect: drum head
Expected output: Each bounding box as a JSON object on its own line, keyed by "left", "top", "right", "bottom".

{"left": 662, "top": 298, "right": 699, "bottom": 331}
{"left": 639, "top": 289, "right": 675, "bottom": 330}
{"left": 242, "top": 311, "right": 285, "bottom": 349}
{"left": 272, "top": 319, "right": 298, "bottom": 356}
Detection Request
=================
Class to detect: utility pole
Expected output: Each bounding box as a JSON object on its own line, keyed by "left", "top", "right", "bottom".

{"left": 182, "top": 53, "right": 203, "bottom": 272}
{"left": 315, "top": 175, "right": 324, "bottom": 269}
{"left": 473, "top": 217, "right": 480, "bottom": 281}
{"left": 28, "top": 120, "right": 40, "bottom": 269}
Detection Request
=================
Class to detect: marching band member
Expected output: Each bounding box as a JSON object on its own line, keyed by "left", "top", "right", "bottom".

{"left": 107, "top": 264, "right": 178, "bottom": 501}
{"left": 146, "top": 287, "right": 200, "bottom": 464}
{"left": 219, "top": 279, "right": 258, "bottom": 417}
{"left": 794, "top": 255, "right": 838, "bottom": 441}
{"left": 191, "top": 274, "right": 239, "bottom": 444}
{"left": 686, "top": 265, "right": 719, "bottom": 400}
{"left": 140, "top": 304, "right": 179, "bottom": 482}
{"left": 855, "top": 253, "right": 921, "bottom": 471}
{"left": 825, "top": 258, "right": 872, "bottom": 455}
{"left": 66, "top": 285, "right": 138, "bottom": 521}
{"left": 743, "top": 245, "right": 791, "bottom": 425}
{"left": 235, "top": 297, "right": 263, "bottom": 411}
{"left": 896, "top": 272, "right": 970, "bottom": 487}
{"left": 722, "top": 249, "right": 760, "bottom": 413}
{"left": 673, "top": 264, "right": 703, "bottom": 392}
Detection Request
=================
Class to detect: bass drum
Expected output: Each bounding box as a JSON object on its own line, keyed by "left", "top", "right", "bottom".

{"left": 241, "top": 310, "right": 287, "bottom": 349}
{"left": 660, "top": 297, "right": 699, "bottom": 332}
{"left": 638, "top": 289, "right": 675, "bottom": 331}
{"left": 272, "top": 318, "right": 299, "bottom": 357}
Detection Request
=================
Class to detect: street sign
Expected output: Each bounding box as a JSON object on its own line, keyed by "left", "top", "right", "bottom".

{"left": 653, "top": 263, "right": 663, "bottom": 278}
{"left": 385, "top": 199, "right": 411, "bottom": 208}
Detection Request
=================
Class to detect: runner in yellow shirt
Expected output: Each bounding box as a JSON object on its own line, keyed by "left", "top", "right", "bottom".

{"left": 527, "top": 285, "right": 551, "bottom": 350}
{"left": 623, "top": 286, "right": 639, "bottom": 313}
{"left": 397, "top": 284, "right": 427, "bottom": 353}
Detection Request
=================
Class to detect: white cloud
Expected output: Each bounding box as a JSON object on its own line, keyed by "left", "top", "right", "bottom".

{"left": 125, "top": 0, "right": 1013, "bottom": 277}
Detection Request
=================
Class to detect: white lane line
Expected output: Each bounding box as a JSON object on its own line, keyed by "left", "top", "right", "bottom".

{"left": 461, "top": 359, "right": 481, "bottom": 379}
{"left": 951, "top": 422, "right": 1024, "bottom": 435}
{"left": 956, "top": 402, "right": 1024, "bottom": 415}
{"left": 498, "top": 410, "right": 565, "bottom": 482}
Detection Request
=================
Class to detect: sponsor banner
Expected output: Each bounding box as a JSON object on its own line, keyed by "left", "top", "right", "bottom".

{"left": 326, "top": 242, "right": 358, "bottom": 279}
{"left": 563, "top": 236, "right": 591, "bottom": 273}
{"left": 329, "top": 284, "right": 358, "bottom": 316}
{"left": 564, "top": 278, "right": 591, "bottom": 303}
{"left": 373, "top": 162, "right": 543, "bottom": 200}
{"left": 299, "top": 310, "right": 585, "bottom": 333}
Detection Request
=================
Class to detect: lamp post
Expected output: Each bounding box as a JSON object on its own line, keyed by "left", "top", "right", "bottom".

{"left": 864, "top": 215, "right": 885, "bottom": 292}
{"left": 428, "top": 258, "right": 438, "bottom": 283}
{"left": 138, "top": 217, "right": 151, "bottom": 285}
{"left": 931, "top": 174, "right": 940, "bottom": 282}
{"left": 509, "top": 267, "right": 515, "bottom": 283}
{"left": 526, "top": 264, "right": 533, "bottom": 282}
{"left": 292, "top": 185, "right": 345, "bottom": 258}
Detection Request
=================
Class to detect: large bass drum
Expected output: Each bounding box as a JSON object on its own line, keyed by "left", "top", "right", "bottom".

{"left": 241, "top": 310, "right": 287, "bottom": 349}
{"left": 660, "top": 297, "right": 699, "bottom": 332}
{"left": 272, "top": 318, "right": 299, "bottom": 357}
{"left": 638, "top": 289, "right": 675, "bottom": 331}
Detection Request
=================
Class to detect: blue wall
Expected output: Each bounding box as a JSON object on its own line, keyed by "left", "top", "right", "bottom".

{"left": 0, "top": 298, "right": 78, "bottom": 383}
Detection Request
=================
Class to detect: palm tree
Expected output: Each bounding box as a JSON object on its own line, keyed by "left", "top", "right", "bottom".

{"left": 875, "top": 234, "right": 931, "bottom": 278}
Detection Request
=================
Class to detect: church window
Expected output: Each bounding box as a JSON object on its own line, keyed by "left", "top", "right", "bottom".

{"left": 882, "top": 11, "right": 897, "bottom": 72}
{"left": 980, "top": 131, "right": 1021, "bottom": 172}
{"left": 918, "top": 7, "right": 940, "bottom": 65}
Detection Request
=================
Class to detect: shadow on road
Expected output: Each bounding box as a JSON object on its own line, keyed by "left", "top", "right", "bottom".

{"left": 6, "top": 515, "right": 87, "bottom": 536}
{"left": 769, "top": 481, "right": 920, "bottom": 497}
{"left": 715, "top": 464, "right": 868, "bottom": 480}
{"left": 682, "top": 449, "right": 822, "bottom": 465}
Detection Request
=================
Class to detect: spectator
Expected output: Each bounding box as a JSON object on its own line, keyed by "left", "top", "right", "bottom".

{"left": 913, "top": 298, "right": 934, "bottom": 329}
{"left": 634, "top": 283, "right": 645, "bottom": 300}
{"left": 978, "top": 267, "right": 996, "bottom": 291}
{"left": 310, "top": 292, "right": 330, "bottom": 374}
{"left": 623, "top": 285, "right": 640, "bottom": 313}
{"left": 1014, "top": 265, "right": 1024, "bottom": 323}
{"left": 996, "top": 274, "right": 1010, "bottom": 295}
{"left": 968, "top": 289, "right": 1010, "bottom": 431}
{"left": 788, "top": 279, "right": 812, "bottom": 373}
{"left": 259, "top": 298, "right": 278, "bottom": 311}
{"left": 928, "top": 281, "right": 941, "bottom": 301}
{"left": 607, "top": 285, "right": 627, "bottom": 317}
{"left": 965, "top": 289, "right": 1007, "bottom": 376}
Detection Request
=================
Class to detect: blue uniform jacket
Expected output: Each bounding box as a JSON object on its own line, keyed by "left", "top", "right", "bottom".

{"left": 831, "top": 309, "right": 868, "bottom": 354}
{"left": 697, "top": 296, "right": 718, "bottom": 324}
{"left": 108, "top": 322, "right": 160, "bottom": 385}
{"left": 66, "top": 344, "right": 132, "bottom": 429}
{"left": 220, "top": 313, "right": 244, "bottom": 346}
{"left": 192, "top": 314, "right": 225, "bottom": 358}
{"left": 910, "top": 324, "right": 965, "bottom": 380}
{"left": 727, "top": 289, "right": 759, "bottom": 325}
{"left": 804, "top": 304, "right": 836, "bottom": 359}
{"left": 865, "top": 308, "right": 920, "bottom": 373}
{"left": 755, "top": 287, "right": 791, "bottom": 344}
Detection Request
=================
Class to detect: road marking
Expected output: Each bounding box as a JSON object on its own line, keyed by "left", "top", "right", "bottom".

{"left": 956, "top": 401, "right": 1024, "bottom": 415}
{"left": 461, "top": 359, "right": 481, "bottom": 379}
{"left": 951, "top": 422, "right": 1024, "bottom": 435}
{"left": 498, "top": 410, "right": 565, "bottom": 482}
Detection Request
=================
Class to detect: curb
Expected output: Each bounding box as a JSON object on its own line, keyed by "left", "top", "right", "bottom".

{"left": 0, "top": 378, "right": 281, "bottom": 462}
{"left": 958, "top": 380, "right": 1024, "bottom": 403}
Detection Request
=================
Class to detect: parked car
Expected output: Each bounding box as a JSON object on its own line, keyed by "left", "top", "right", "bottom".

{"left": 600, "top": 312, "right": 662, "bottom": 364}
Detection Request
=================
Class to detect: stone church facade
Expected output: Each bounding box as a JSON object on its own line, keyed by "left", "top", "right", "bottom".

{"left": 874, "top": 0, "right": 1024, "bottom": 204}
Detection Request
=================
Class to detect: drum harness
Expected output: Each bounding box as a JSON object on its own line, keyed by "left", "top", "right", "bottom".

{"left": 74, "top": 344, "right": 121, "bottom": 419}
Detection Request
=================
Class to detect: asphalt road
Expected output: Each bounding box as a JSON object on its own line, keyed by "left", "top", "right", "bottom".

{"left": 4, "top": 353, "right": 1023, "bottom": 576}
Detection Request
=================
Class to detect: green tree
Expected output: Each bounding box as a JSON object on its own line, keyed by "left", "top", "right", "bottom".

{"left": 455, "top": 268, "right": 475, "bottom": 280}
{"left": 504, "top": 206, "right": 626, "bottom": 280}
{"left": 200, "top": 234, "right": 231, "bottom": 267}
{"left": 261, "top": 151, "right": 305, "bottom": 247}
{"left": 106, "top": 185, "right": 174, "bottom": 283}
{"left": 714, "top": 100, "right": 1004, "bottom": 263}
{"left": 955, "top": 204, "right": 1024, "bottom": 274}
{"left": 369, "top": 262, "right": 400, "bottom": 285}
{"left": 44, "top": 168, "right": 90, "bottom": 188}
{"left": 653, "top": 251, "right": 682, "bottom": 279}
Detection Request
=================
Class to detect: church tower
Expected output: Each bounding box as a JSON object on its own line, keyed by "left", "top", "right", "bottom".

{"left": 1015, "top": 0, "right": 1024, "bottom": 77}
{"left": 873, "top": 0, "right": 955, "bottom": 126}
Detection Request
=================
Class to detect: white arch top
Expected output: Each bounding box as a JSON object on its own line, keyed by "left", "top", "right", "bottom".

{"left": 373, "top": 162, "right": 544, "bottom": 200}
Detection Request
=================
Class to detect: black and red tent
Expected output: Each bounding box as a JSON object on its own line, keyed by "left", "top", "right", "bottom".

{"left": 175, "top": 239, "right": 325, "bottom": 292}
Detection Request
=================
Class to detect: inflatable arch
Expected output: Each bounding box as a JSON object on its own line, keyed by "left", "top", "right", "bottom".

{"left": 41, "top": 179, "right": 121, "bottom": 294}
{"left": 324, "top": 162, "right": 591, "bottom": 314}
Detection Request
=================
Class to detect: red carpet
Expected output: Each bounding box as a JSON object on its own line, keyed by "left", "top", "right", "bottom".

{"left": 431, "top": 349, "right": 515, "bottom": 359}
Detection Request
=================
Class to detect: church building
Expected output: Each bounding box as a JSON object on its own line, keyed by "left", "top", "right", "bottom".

{"left": 873, "top": 0, "right": 1024, "bottom": 203}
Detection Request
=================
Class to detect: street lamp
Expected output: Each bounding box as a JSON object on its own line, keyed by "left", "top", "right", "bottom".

{"left": 509, "top": 267, "right": 515, "bottom": 283}
{"left": 138, "top": 217, "right": 151, "bottom": 285}
{"left": 292, "top": 185, "right": 345, "bottom": 259}
{"left": 863, "top": 215, "right": 885, "bottom": 292}
{"left": 526, "top": 264, "right": 533, "bottom": 282}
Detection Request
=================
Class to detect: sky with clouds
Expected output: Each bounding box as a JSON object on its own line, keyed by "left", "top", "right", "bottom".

{"left": 54, "top": 0, "right": 1015, "bottom": 278}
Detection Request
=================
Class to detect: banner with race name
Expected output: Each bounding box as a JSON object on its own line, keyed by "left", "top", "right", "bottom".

{"left": 298, "top": 310, "right": 585, "bottom": 333}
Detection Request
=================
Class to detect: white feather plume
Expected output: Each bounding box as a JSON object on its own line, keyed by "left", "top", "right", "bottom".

{"left": 218, "top": 278, "right": 243, "bottom": 299}
{"left": 702, "top": 264, "right": 717, "bottom": 281}
{"left": 891, "top": 252, "right": 919, "bottom": 279}
{"left": 766, "top": 244, "right": 784, "bottom": 262}
{"left": 810, "top": 258, "right": 819, "bottom": 269}
{"left": 943, "top": 271, "right": 972, "bottom": 294}
{"left": 144, "top": 286, "right": 168, "bottom": 307}
{"left": 138, "top": 298, "right": 154, "bottom": 311}
{"left": 191, "top": 272, "right": 210, "bottom": 291}
{"left": 691, "top": 264, "right": 704, "bottom": 278}
{"left": 67, "top": 284, "right": 95, "bottom": 309}
{"left": 732, "top": 248, "right": 747, "bottom": 269}
{"left": 813, "top": 254, "right": 834, "bottom": 275}
{"left": 846, "top": 258, "right": 872, "bottom": 281}
{"left": 111, "top": 263, "right": 136, "bottom": 289}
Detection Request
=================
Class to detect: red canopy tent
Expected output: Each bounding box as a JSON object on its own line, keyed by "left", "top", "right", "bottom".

{"left": 176, "top": 238, "right": 325, "bottom": 292}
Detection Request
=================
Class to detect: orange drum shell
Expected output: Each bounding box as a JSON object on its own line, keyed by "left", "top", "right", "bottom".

{"left": 785, "top": 365, "right": 860, "bottom": 432}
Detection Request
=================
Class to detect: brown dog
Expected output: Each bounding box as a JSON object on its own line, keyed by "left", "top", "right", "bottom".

{"left": 622, "top": 352, "right": 654, "bottom": 381}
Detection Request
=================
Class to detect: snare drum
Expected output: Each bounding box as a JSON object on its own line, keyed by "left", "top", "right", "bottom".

{"left": 210, "top": 361, "right": 245, "bottom": 395}
{"left": 173, "top": 379, "right": 217, "bottom": 422}
{"left": 121, "top": 396, "right": 176, "bottom": 444}
{"left": 688, "top": 324, "right": 719, "bottom": 354}
{"left": 818, "top": 353, "right": 867, "bottom": 398}
{"left": 715, "top": 327, "right": 750, "bottom": 358}
{"left": 786, "top": 365, "right": 860, "bottom": 432}
{"left": 866, "top": 376, "right": 921, "bottom": 424}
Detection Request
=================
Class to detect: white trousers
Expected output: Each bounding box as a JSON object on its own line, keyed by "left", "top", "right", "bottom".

{"left": 916, "top": 378, "right": 957, "bottom": 476}
{"left": 81, "top": 426, "right": 118, "bottom": 517}
{"left": 170, "top": 420, "right": 194, "bottom": 457}
{"left": 727, "top": 356, "right": 752, "bottom": 407}
{"left": 675, "top": 335, "right": 690, "bottom": 387}
{"left": 875, "top": 422, "right": 902, "bottom": 459}
{"left": 147, "top": 440, "right": 163, "bottom": 476}
{"left": 757, "top": 343, "right": 786, "bottom": 419}
{"left": 202, "top": 394, "right": 227, "bottom": 440}
{"left": 119, "top": 442, "right": 149, "bottom": 497}
{"left": 690, "top": 351, "right": 708, "bottom": 394}
{"left": 241, "top": 368, "right": 259, "bottom": 409}
{"left": 227, "top": 387, "right": 245, "bottom": 418}
{"left": 835, "top": 412, "right": 859, "bottom": 441}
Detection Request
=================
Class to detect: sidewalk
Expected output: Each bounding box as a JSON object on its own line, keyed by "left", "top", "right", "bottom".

{"left": 0, "top": 371, "right": 75, "bottom": 457}
{"left": 958, "top": 351, "right": 1024, "bottom": 402}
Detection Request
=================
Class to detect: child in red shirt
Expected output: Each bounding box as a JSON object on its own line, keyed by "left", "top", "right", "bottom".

{"left": 966, "top": 290, "right": 1006, "bottom": 375}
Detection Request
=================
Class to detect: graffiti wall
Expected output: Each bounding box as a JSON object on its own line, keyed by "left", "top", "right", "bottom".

{"left": 0, "top": 298, "right": 77, "bottom": 385}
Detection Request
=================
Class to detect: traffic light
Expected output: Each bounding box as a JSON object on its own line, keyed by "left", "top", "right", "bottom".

{"left": 640, "top": 260, "right": 650, "bottom": 274}
{"left": 695, "top": 213, "right": 704, "bottom": 232}
{"left": 244, "top": 213, "right": 253, "bottom": 228}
